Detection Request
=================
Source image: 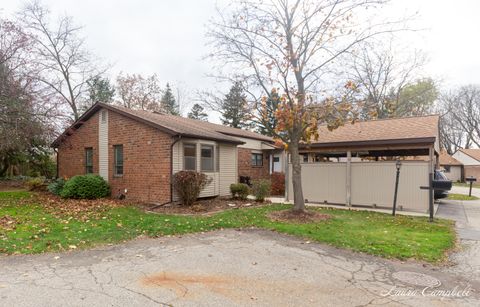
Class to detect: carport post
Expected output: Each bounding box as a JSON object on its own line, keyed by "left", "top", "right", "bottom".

{"left": 346, "top": 151, "right": 352, "bottom": 207}
{"left": 429, "top": 147, "right": 434, "bottom": 222}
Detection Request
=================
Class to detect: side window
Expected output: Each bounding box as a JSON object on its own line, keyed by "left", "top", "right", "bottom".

{"left": 184, "top": 144, "right": 196, "bottom": 171}
{"left": 114, "top": 145, "right": 124, "bottom": 176}
{"left": 251, "top": 153, "right": 263, "bottom": 166}
{"left": 85, "top": 147, "right": 93, "bottom": 174}
{"left": 201, "top": 145, "right": 214, "bottom": 172}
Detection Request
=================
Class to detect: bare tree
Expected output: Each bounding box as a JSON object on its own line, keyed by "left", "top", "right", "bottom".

{"left": 350, "top": 42, "right": 433, "bottom": 119}
{"left": 115, "top": 73, "right": 163, "bottom": 112}
{"left": 439, "top": 85, "right": 480, "bottom": 152}
{"left": 18, "top": 0, "right": 104, "bottom": 121}
{"left": 208, "top": 0, "right": 408, "bottom": 212}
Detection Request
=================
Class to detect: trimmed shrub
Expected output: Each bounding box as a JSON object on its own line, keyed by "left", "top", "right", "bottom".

{"left": 252, "top": 179, "right": 271, "bottom": 202}
{"left": 270, "top": 172, "right": 285, "bottom": 196}
{"left": 230, "top": 183, "right": 249, "bottom": 200}
{"left": 173, "top": 171, "right": 211, "bottom": 206}
{"left": 47, "top": 178, "right": 66, "bottom": 196}
{"left": 60, "top": 175, "right": 110, "bottom": 199}
{"left": 25, "top": 177, "right": 46, "bottom": 191}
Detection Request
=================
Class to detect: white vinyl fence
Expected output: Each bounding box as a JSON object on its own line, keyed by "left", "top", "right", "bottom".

{"left": 287, "top": 161, "right": 430, "bottom": 212}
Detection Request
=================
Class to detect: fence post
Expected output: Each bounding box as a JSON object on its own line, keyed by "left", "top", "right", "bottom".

{"left": 346, "top": 151, "right": 352, "bottom": 207}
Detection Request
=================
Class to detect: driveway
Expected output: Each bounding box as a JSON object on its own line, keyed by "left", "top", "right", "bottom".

{"left": 436, "top": 194, "right": 480, "bottom": 283}
{"left": 0, "top": 229, "right": 478, "bottom": 307}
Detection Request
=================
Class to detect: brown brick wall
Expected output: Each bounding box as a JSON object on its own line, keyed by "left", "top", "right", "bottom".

{"left": 58, "top": 113, "right": 99, "bottom": 178}
{"left": 57, "top": 109, "right": 173, "bottom": 203}
{"left": 107, "top": 111, "right": 172, "bottom": 203}
{"left": 464, "top": 166, "right": 480, "bottom": 181}
{"left": 238, "top": 148, "right": 270, "bottom": 181}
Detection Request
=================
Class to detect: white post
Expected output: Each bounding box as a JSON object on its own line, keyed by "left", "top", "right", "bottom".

{"left": 284, "top": 152, "right": 289, "bottom": 201}
{"left": 346, "top": 151, "right": 352, "bottom": 207}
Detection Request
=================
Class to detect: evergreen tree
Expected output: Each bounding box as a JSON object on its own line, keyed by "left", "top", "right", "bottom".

{"left": 258, "top": 88, "right": 280, "bottom": 136}
{"left": 188, "top": 103, "right": 208, "bottom": 121}
{"left": 82, "top": 76, "right": 115, "bottom": 111}
{"left": 221, "top": 82, "right": 251, "bottom": 129}
{"left": 161, "top": 83, "right": 180, "bottom": 115}
{"left": 88, "top": 76, "right": 115, "bottom": 103}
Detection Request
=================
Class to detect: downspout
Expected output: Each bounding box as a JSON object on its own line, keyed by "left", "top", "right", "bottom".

{"left": 170, "top": 135, "right": 182, "bottom": 202}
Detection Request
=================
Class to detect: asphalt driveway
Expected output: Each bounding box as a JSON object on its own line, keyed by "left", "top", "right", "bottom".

{"left": 0, "top": 229, "right": 478, "bottom": 307}
{"left": 436, "top": 194, "right": 480, "bottom": 283}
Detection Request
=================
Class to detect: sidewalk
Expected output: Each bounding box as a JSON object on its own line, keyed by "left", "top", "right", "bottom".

{"left": 267, "top": 197, "right": 434, "bottom": 217}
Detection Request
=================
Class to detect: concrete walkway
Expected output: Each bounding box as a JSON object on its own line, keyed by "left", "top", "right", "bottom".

{"left": 451, "top": 185, "right": 480, "bottom": 198}
{"left": 268, "top": 197, "right": 434, "bottom": 217}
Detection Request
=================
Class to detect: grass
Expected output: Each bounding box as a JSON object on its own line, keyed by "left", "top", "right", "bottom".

{"left": 453, "top": 182, "right": 480, "bottom": 188}
{"left": 447, "top": 193, "right": 479, "bottom": 201}
{"left": 0, "top": 191, "right": 455, "bottom": 262}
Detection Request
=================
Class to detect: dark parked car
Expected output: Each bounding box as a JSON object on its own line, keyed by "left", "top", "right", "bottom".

{"left": 433, "top": 170, "right": 452, "bottom": 199}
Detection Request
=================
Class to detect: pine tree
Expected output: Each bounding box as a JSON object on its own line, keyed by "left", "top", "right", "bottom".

{"left": 161, "top": 83, "right": 180, "bottom": 115}
{"left": 221, "top": 82, "right": 251, "bottom": 129}
{"left": 258, "top": 88, "right": 280, "bottom": 136}
{"left": 188, "top": 103, "right": 208, "bottom": 121}
{"left": 82, "top": 76, "right": 115, "bottom": 111}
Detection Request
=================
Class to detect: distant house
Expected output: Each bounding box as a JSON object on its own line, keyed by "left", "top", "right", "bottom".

{"left": 453, "top": 149, "right": 480, "bottom": 181}
{"left": 439, "top": 150, "right": 463, "bottom": 182}
{"left": 52, "top": 103, "right": 281, "bottom": 203}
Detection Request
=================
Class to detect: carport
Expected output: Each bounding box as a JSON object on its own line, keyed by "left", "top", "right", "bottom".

{"left": 285, "top": 115, "right": 440, "bottom": 213}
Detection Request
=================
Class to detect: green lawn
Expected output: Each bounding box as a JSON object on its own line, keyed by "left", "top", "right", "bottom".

{"left": 447, "top": 193, "right": 479, "bottom": 201}
{"left": 453, "top": 182, "right": 480, "bottom": 188}
{"left": 0, "top": 191, "right": 455, "bottom": 262}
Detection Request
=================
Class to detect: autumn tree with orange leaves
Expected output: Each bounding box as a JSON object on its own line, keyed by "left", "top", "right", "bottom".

{"left": 208, "top": 0, "right": 408, "bottom": 212}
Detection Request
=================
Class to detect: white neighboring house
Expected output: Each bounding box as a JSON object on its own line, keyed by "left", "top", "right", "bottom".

{"left": 453, "top": 149, "right": 480, "bottom": 181}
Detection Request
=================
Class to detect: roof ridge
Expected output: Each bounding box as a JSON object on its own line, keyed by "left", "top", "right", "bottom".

{"left": 103, "top": 103, "right": 273, "bottom": 142}
{"left": 112, "top": 104, "right": 273, "bottom": 142}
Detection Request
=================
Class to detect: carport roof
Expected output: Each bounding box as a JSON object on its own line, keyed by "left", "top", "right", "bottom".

{"left": 306, "top": 115, "right": 439, "bottom": 148}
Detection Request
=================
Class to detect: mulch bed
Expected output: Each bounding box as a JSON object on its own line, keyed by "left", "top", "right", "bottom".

{"left": 267, "top": 209, "right": 331, "bottom": 223}
{"left": 0, "top": 215, "right": 18, "bottom": 230}
{"left": 146, "top": 197, "right": 271, "bottom": 215}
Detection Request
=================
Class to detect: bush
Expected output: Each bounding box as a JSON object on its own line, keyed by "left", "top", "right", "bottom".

{"left": 252, "top": 179, "right": 271, "bottom": 202}
{"left": 47, "top": 178, "right": 66, "bottom": 196}
{"left": 270, "top": 172, "right": 285, "bottom": 196}
{"left": 230, "top": 183, "right": 249, "bottom": 200}
{"left": 173, "top": 171, "right": 211, "bottom": 206}
{"left": 60, "top": 175, "right": 110, "bottom": 199}
{"left": 25, "top": 177, "right": 46, "bottom": 191}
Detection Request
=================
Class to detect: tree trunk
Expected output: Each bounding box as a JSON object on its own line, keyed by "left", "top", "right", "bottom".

{"left": 289, "top": 139, "right": 305, "bottom": 212}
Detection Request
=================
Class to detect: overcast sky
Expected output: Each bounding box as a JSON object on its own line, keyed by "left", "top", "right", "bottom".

{"left": 2, "top": 0, "right": 480, "bottom": 119}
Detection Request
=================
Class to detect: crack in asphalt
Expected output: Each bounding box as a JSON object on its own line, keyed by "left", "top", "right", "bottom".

{"left": 0, "top": 229, "right": 479, "bottom": 306}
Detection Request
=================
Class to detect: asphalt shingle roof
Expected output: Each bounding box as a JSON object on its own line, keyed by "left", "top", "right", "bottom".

{"left": 311, "top": 115, "right": 439, "bottom": 145}
{"left": 439, "top": 150, "right": 463, "bottom": 166}
{"left": 105, "top": 104, "right": 272, "bottom": 143}
{"left": 459, "top": 148, "right": 480, "bottom": 163}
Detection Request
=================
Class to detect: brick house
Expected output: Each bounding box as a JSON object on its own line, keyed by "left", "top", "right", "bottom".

{"left": 52, "top": 103, "right": 281, "bottom": 203}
